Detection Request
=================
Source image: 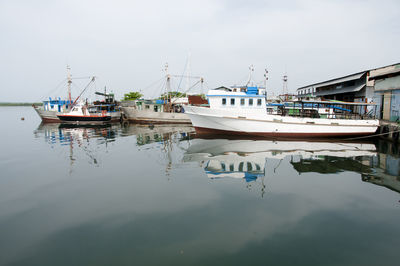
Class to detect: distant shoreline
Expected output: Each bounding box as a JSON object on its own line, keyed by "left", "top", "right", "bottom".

{"left": 0, "top": 102, "right": 43, "bottom": 106}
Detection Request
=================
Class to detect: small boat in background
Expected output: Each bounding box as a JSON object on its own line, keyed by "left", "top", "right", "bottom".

{"left": 57, "top": 102, "right": 111, "bottom": 123}
{"left": 121, "top": 62, "right": 207, "bottom": 124}
{"left": 34, "top": 66, "right": 121, "bottom": 123}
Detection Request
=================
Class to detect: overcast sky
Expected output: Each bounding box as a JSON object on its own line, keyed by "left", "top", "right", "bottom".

{"left": 1, "top": 0, "right": 399, "bottom": 102}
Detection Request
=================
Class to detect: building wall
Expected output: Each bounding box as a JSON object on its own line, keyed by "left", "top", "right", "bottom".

{"left": 375, "top": 75, "right": 400, "bottom": 91}
{"left": 372, "top": 91, "right": 383, "bottom": 119}
{"left": 373, "top": 75, "right": 400, "bottom": 121}
{"left": 391, "top": 90, "right": 400, "bottom": 122}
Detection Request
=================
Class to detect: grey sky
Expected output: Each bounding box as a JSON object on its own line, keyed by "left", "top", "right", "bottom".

{"left": 1, "top": 0, "right": 399, "bottom": 101}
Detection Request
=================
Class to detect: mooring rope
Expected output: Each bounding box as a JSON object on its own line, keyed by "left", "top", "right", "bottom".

{"left": 344, "top": 128, "right": 400, "bottom": 141}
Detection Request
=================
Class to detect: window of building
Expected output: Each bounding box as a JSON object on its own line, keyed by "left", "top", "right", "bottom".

{"left": 249, "top": 99, "right": 253, "bottom": 106}
{"left": 222, "top": 98, "right": 226, "bottom": 105}
{"left": 230, "top": 98, "right": 235, "bottom": 105}
{"left": 240, "top": 98, "right": 245, "bottom": 105}
{"left": 257, "top": 99, "right": 262, "bottom": 106}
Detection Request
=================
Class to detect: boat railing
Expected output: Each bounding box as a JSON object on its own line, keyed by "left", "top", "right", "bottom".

{"left": 269, "top": 100, "right": 377, "bottom": 120}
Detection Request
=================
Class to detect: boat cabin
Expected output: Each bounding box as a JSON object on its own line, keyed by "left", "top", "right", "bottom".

{"left": 42, "top": 97, "right": 73, "bottom": 112}
{"left": 135, "top": 99, "right": 186, "bottom": 113}
{"left": 207, "top": 86, "right": 266, "bottom": 109}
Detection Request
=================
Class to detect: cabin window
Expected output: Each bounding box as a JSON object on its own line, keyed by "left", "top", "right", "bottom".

{"left": 222, "top": 98, "right": 226, "bottom": 105}
{"left": 230, "top": 98, "right": 235, "bottom": 105}
{"left": 154, "top": 105, "right": 158, "bottom": 112}
{"left": 257, "top": 99, "right": 262, "bottom": 106}
{"left": 249, "top": 99, "right": 253, "bottom": 106}
{"left": 145, "top": 105, "right": 150, "bottom": 109}
{"left": 240, "top": 98, "right": 245, "bottom": 105}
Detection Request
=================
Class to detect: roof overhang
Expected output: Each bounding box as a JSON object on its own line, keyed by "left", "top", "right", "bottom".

{"left": 315, "top": 84, "right": 366, "bottom": 96}
{"left": 298, "top": 71, "right": 367, "bottom": 91}
{"left": 368, "top": 68, "right": 400, "bottom": 80}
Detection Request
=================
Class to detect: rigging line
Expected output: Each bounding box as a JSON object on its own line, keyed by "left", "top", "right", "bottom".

{"left": 202, "top": 81, "right": 211, "bottom": 91}
{"left": 154, "top": 78, "right": 167, "bottom": 99}
{"left": 142, "top": 76, "right": 166, "bottom": 92}
{"left": 35, "top": 78, "right": 68, "bottom": 102}
{"left": 177, "top": 79, "right": 202, "bottom": 97}
{"left": 170, "top": 75, "right": 203, "bottom": 79}
{"left": 71, "top": 81, "right": 82, "bottom": 92}
{"left": 151, "top": 78, "right": 165, "bottom": 99}
{"left": 177, "top": 59, "right": 189, "bottom": 92}
{"left": 72, "top": 77, "right": 96, "bottom": 106}
{"left": 146, "top": 76, "right": 168, "bottom": 99}
{"left": 235, "top": 74, "right": 251, "bottom": 87}
{"left": 72, "top": 76, "right": 93, "bottom": 80}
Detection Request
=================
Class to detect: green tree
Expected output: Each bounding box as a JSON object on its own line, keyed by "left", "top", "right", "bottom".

{"left": 123, "top": 91, "right": 143, "bottom": 101}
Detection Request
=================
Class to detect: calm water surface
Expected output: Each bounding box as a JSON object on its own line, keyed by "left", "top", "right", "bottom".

{"left": 1, "top": 107, "right": 399, "bottom": 266}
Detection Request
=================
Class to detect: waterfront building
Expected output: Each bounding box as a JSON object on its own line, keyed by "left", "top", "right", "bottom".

{"left": 297, "top": 63, "right": 400, "bottom": 121}
{"left": 368, "top": 65, "right": 400, "bottom": 121}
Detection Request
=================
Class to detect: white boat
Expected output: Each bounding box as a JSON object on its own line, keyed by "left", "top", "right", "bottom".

{"left": 184, "top": 86, "right": 379, "bottom": 138}
{"left": 57, "top": 102, "right": 112, "bottom": 123}
{"left": 183, "top": 138, "right": 377, "bottom": 181}
{"left": 121, "top": 99, "right": 191, "bottom": 124}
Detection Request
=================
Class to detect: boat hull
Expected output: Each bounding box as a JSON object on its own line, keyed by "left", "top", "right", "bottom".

{"left": 121, "top": 107, "right": 191, "bottom": 124}
{"left": 34, "top": 106, "right": 121, "bottom": 122}
{"left": 184, "top": 106, "right": 379, "bottom": 138}
{"left": 33, "top": 107, "right": 64, "bottom": 122}
{"left": 57, "top": 115, "right": 112, "bottom": 122}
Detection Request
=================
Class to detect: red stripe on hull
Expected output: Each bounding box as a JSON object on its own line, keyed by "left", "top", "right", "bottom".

{"left": 128, "top": 119, "right": 192, "bottom": 124}
{"left": 41, "top": 117, "right": 61, "bottom": 123}
{"left": 194, "top": 126, "right": 376, "bottom": 139}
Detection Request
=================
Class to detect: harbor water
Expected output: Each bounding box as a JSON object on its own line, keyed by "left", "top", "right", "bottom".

{"left": 1, "top": 106, "right": 400, "bottom": 266}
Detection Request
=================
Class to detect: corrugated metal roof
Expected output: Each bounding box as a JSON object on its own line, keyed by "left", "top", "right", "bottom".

{"left": 297, "top": 71, "right": 366, "bottom": 91}
{"left": 369, "top": 68, "right": 400, "bottom": 80}
{"left": 315, "top": 72, "right": 366, "bottom": 88}
{"left": 315, "top": 84, "right": 365, "bottom": 96}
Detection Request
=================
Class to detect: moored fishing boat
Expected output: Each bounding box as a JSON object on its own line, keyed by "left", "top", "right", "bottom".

{"left": 121, "top": 98, "right": 192, "bottom": 124}
{"left": 121, "top": 63, "right": 206, "bottom": 124}
{"left": 33, "top": 66, "right": 121, "bottom": 122}
{"left": 33, "top": 97, "right": 73, "bottom": 122}
{"left": 184, "top": 85, "right": 379, "bottom": 138}
{"left": 57, "top": 102, "right": 111, "bottom": 123}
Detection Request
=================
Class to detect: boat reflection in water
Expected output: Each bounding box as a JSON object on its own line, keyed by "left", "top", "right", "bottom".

{"left": 34, "top": 123, "right": 118, "bottom": 171}
{"left": 34, "top": 122, "right": 195, "bottom": 174}
{"left": 120, "top": 123, "right": 194, "bottom": 146}
{"left": 183, "top": 137, "right": 400, "bottom": 196}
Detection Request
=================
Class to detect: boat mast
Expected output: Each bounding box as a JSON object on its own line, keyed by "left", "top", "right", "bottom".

{"left": 67, "top": 65, "right": 72, "bottom": 104}
{"left": 246, "top": 65, "right": 255, "bottom": 86}
{"left": 264, "top": 68, "right": 268, "bottom": 98}
{"left": 164, "top": 63, "right": 171, "bottom": 111}
{"left": 283, "top": 73, "right": 288, "bottom": 101}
